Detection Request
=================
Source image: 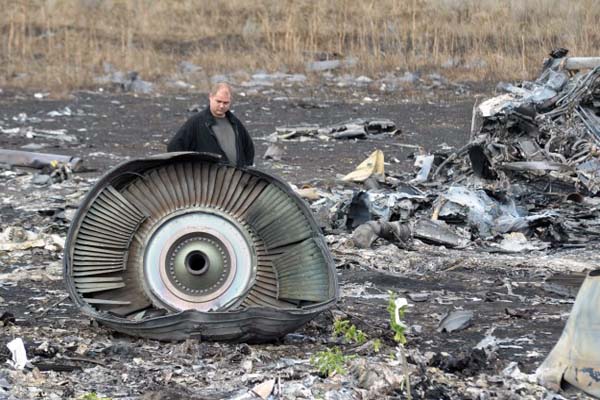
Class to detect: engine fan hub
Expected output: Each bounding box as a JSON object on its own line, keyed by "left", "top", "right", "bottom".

{"left": 144, "top": 211, "right": 255, "bottom": 311}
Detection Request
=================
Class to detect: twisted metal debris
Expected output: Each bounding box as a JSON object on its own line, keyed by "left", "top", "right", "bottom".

{"left": 470, "top": 53, "right": 600, "bottom": 195}
{"left": 63, "top": 152, "right": 338, "bottom": 341}
{"left": 427, "top": 52, "right": 600, "bottom": 397}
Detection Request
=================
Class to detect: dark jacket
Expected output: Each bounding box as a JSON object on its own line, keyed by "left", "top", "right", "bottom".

{"left": 167, "top": 107, "right": 254, "bottom": 167}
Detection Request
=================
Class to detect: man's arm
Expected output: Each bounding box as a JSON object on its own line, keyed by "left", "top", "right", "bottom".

{"left": 245, "top": 126, "right": 255, "bottom": 166}
{"left": 236, "top": 120, "right": 254, "bottom": 166}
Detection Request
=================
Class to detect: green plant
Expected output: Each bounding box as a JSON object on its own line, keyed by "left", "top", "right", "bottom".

{"left": 311, "top": 318, "right": 386, "bottom": 377}
{"left": 388, "top": 291, "right": 412, "bottom": 400}
{"left": 80, "top": 393, "right": 112, "bottom": 400}
{"left": 372, "top": 338, "right": 382, "bottom": 353}
{"left": 310, "top": 347, "right": 354, "bottom": 377}
{"left": 333, "top": 319, "right": 367, "bottom": 345}
{"left": 387, "top": 291, "right": 407, "bottom": 344}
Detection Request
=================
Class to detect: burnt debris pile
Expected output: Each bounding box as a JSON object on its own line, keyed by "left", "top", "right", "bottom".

{"left": 315, "top": 53, "right": 600, "bottom": 251}
{"left": 470, "top": 53, "right": 600, "bottom": 195}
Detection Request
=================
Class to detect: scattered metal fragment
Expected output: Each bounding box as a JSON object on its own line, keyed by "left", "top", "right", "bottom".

{"left": 342, "top": 149, "right": 385, "bottom": 182}
{"left": 411, "top": 154, "right": 435, "bottom": 183}
{"left": 263, "top": 143, "right": 285, "bottom": 161}
{"left": 413, "top": 219, "right": 467, "bottom": 248}
{"left": 504, "top": 307, "right": 534, "bottom": 319}
{"left": 437, "top": 310, "right": 474, "bottom": 333}
{"left": 407, "top": 292, "right": 430, "bottom": 302}
{"left": 294, "top": 186, "right": 321, "bottom": 201}
{"left": 562, "top": 57, "right": 600, "bottom": 70}
{"left": 0, "top": 149, "right": 82, "bottom": 171}
{"left": 0, "top": 126, "right": 78, "bottom": 143}
{"left": 47, "top": 106, "right": 73, "bottom": 117}
{"left": 0, "top": 227, "right": 64, "bottom": 252}
{"left": 275, "top": 119, "right": 396, "bottom": 141}
{"left": 305, "top": 57, "right": 356, "bottom": 72}
{"left": 275, "top": 124, "right": 319, "bottom": 140}
{"left": 438, "top": 186, "right": 522, "bottom": 239}
{"left": 6, "top": 338, "right": 28, "bottom": 370}
{"left": 251, "top": 379, "right": 276, "bottom": 399}
{"left": 365, "top": 119, "right": 397, "bottom": 134}
{"left": 64, "top": 152, "right": 338, "bottom": 341}
{"left": 537, "top": 269, "right": 600, "bottom": 397}
{"left": 1, "top": 226, "right": 29, "bottom": 243}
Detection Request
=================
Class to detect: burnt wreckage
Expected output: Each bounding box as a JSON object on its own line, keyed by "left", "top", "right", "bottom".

{"left": 63, "top": 152, "right": 338, "bottom": 341}
{"left": 469, "top": 53, "right": 600, "bottom": 195}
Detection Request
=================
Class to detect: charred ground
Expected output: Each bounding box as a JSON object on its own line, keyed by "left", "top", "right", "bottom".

{"left": 0, "top": 82, "right": 594, "bottom": 399}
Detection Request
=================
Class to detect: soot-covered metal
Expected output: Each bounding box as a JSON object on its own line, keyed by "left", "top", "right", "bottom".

{"left": 63, "top": 152, "right": 338, "bottom": 341}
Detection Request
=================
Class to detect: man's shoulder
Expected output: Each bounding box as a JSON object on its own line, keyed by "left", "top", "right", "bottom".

{"left": 190, "top": 107, "right": 211, "bottom": 122}
{"left": 226, "top": 111, "right": 245, "bottom": 128}
{"left": 177, "top": 108, "right": 211, "bottom": 137}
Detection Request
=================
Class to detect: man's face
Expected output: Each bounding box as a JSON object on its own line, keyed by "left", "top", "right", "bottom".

{"left": 209, "top": 88, "right": 231, "bottom": 118}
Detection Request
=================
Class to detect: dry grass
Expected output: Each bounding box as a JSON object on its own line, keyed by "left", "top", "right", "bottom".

{"left": 1, "top": 0, "right": 599, "bottom": 91}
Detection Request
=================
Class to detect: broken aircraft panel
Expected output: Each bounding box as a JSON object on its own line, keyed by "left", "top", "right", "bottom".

{"left": 63, "top": 152, "right": 338, "bottom": 341}
{"left": 537, "top": 269, "right": 600, "bottom": 398}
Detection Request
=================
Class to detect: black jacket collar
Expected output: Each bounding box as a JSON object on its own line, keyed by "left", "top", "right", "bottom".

{"left": 204, "top": 107, "right": 234, "bottom": 126}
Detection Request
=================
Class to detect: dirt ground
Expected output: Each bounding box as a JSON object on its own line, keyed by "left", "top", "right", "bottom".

{"left": 0, "top": 82, "right": 595, "bottom": 399}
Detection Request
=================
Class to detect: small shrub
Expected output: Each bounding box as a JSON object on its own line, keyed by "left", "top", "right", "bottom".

{"left": 333, "top": 319, "right": 367, "bottom": 345}
{"left": 310, "top": 347, "right": 354, "bottom": 377}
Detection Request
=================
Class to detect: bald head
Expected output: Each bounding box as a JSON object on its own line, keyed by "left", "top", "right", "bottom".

{"left": 209, "top": 82, "right": 232, "bottom": 118}
{"left": 210, "top": 82, "right": 232, "bottom": 97}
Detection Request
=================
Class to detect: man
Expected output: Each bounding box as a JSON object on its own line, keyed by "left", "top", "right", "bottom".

{"left": 167, "top": 83, "right": 254, "bottom": 167}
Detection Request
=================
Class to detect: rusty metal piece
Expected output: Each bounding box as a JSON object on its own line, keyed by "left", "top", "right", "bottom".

{"left": 537, "top": 269, "right": 600, "bottom": 397}
{"left": 0, "top": 149, "right": 82, "bottom": 171}
{"left": 64, "top": 152, "right": 338, "bottom": 341}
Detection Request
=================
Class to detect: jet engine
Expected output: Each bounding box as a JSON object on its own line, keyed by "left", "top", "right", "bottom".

{"left": 64, "top": 152, "right": 338, "bottom": 341}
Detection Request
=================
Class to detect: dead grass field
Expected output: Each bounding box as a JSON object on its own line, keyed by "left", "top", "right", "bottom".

{"left": 1, "top": 0, "right": 599, "bottom": 90}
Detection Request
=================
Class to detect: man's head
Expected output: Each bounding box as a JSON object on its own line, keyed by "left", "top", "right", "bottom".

{"left": 209, "top": 82, "right": 232, "bottom": 118}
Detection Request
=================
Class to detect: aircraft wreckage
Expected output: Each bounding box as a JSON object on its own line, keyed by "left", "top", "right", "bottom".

{"left": 63, "top": 152, "right": 338, "bottom": 341}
